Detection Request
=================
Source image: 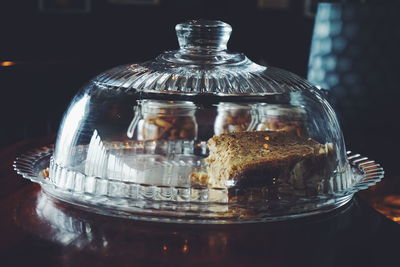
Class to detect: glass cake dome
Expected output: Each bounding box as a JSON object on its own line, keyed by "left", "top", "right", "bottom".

{"left": 15, "top": 20, "right": 384, "bottom": 223}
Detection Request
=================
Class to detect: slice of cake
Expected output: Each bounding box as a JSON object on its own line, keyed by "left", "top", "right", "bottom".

{"left": 192, "top": 131, "right": 335, "bottom": 196}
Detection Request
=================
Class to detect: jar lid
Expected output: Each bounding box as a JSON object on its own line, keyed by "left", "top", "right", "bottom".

{"left": 217, "top": 102, "right": 254, "bottom": 110}
{"left": 257, "top": 104, "right": 307, "bottom": 117}
{"left": 139, "top": 100, "right": 197, "bottom": 112}
{"left": 94, "top": 20, "right": 315, "bottom": 95}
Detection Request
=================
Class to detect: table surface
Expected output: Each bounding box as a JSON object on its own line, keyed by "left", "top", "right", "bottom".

{"left": 1, "top": 136, "right": 400, "bottom": 267}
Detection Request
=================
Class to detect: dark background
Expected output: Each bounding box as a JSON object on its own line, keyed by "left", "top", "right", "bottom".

{"left": 0, "top": 0, "right": 399, "bottom": 174}
{"left": 0, "top": 0, "right": 315, "bottom": 145}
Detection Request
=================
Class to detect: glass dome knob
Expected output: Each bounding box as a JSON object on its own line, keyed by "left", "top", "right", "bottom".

{"left": 175, "top": 20, "right": 232, "bottom": 51}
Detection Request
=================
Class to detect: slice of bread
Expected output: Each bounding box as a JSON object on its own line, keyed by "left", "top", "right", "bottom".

{"left": 192, "top": 131, "right": 334, "bottom": 191}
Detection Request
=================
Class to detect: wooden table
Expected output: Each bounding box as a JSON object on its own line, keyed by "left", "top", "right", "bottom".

{"left": 1, "top": 137, "right": 400, "bottom": 267}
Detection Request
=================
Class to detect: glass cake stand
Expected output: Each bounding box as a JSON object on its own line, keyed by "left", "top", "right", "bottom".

{"left": 14, "top": 145, "right": 384, "bottom": 224}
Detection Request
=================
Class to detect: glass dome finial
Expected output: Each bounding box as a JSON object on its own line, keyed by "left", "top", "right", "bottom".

{"left": 175, "top": 20, "right": 232, "bottom": 51}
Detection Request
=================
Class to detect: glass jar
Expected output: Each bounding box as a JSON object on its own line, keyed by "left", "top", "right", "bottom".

{"left": 129, "top": 100, "right": 198, "bottom": 141}
{"left": 214, "top": 103, "right": 257, "bottom": 135}
{"left": 256, "top": 104, "right": 306, "bottom": 136}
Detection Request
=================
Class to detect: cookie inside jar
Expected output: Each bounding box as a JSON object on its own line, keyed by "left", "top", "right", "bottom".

{"left": 129, "top": 100, "right": 198, "bottom": 141}
{"left": 256, "top": 104, "right": 307, "bottom": 136}
{"left": 214, "top": 102, "right": 257, "bottom": 135}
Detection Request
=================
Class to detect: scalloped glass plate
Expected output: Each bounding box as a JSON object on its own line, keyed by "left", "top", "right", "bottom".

{"left": 14, "top": 145, "right": 384, "bottom": 224}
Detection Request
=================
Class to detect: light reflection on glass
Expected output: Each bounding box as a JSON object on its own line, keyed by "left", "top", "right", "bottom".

{"left": 35, "top": 191, "right": 91, "bottom": 245}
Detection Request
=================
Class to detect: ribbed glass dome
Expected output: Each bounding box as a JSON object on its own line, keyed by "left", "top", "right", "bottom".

{"left": 37, "top": 20, "right": 370, "bottom": 223}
